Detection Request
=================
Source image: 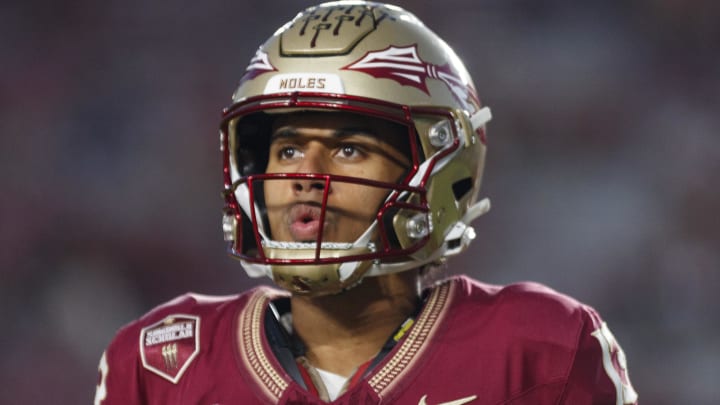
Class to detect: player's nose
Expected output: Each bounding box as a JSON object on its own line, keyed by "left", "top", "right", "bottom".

{"left": 292, "top": 146, "right": 329, "bottom": 194}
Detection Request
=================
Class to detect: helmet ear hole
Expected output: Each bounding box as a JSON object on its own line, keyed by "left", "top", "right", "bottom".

{"left": 451, "top": 177, "right": 473, "bottom": 201}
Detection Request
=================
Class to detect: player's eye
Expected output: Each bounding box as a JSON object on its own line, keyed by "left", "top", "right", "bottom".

{"left": 337, "top": 144, "right": 364, "bottom": 159}
{"left": 279, "top": 146, "right": 301, "bottom": 160}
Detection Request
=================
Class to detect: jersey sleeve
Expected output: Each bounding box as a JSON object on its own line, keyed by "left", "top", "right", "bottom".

{"left": 560, "top": 306, "right": 638, "bottom": 405}
{"left": 94, "top": 324, "right": 146, "bottom": 405}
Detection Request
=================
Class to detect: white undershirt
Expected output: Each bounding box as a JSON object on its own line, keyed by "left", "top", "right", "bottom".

{"left": 314, "top": 368, "right": 349, "bottom": 401}
{"left": 279, "top": 312, "right": 349, "bottom": 400}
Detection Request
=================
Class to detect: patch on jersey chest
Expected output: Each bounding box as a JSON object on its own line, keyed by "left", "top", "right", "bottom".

{"left": 140, "top": 314, "right": 200, "bottom": 384}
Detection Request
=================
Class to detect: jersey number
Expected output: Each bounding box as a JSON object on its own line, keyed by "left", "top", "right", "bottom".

{"left": 94, "top": 351, "right": 109, "bottom": 405}
{"left": 591, "top": 322, "right": 638, "bottom": 405}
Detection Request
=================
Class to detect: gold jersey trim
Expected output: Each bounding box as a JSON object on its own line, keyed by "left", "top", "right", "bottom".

{"left": 236, "top": 280, "right": 454, "bottom": 400}
{"left": 369, "top": 280, "right": 453, "bottom": 394}
{"left": 237, "top": 287, "right": 290, "bottom": 401}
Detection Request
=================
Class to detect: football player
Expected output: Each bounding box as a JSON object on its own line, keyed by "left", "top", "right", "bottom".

{"left": 95, "top": 2, "right": 638, "bottom": 404}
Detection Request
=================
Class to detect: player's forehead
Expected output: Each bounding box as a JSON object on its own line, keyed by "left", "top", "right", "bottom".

{"left": 270, "top": 111, "right": 406, "bottom": 141}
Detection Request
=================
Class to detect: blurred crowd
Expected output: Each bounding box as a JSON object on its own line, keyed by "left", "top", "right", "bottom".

{"left": 1, "top": 0, "right": 718, "bottom": 403}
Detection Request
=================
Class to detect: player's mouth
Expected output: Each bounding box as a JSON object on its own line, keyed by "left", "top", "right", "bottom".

{"left": 288, "top": 203, "right": 325, "bottom": 242}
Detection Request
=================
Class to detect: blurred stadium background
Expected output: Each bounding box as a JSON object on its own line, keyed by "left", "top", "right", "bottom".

{"left": 1, "top": 0, "right": 718, "bottom": 403}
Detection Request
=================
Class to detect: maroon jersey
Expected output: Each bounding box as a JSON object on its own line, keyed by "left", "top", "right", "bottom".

{"left": 94, "top": 276, "right": 637, "bottom": 404}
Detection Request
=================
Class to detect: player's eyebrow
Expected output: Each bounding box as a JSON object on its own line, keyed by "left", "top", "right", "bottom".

{"left": 270, "top": 126, "right": 382, "bottom": 142}
{"left": 270, "top": 127, "right": 299, "bottom": 141}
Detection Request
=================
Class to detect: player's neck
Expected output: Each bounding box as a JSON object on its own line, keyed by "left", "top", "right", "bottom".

{"left": 290, "top": 270, "right": 420, "bottom": 377}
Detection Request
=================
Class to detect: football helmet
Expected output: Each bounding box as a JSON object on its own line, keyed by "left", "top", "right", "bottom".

{"left": 221, "top": 1, "right": 492, "bottom": 295}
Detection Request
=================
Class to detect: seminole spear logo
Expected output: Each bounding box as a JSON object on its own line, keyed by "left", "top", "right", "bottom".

{"left": 240, "top": 49, "right": 277, "bottom": 83}
{"left": 342, "top": 45, "right": 480, "bottom": 112}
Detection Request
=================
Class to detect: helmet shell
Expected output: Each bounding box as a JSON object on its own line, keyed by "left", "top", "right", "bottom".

{"left": 221, "top": 1, "right": 490, "bottom": 295}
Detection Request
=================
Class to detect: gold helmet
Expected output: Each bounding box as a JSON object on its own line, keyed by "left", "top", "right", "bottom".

{"left": 221, "top": 1, "right": 492, "bottom": 295}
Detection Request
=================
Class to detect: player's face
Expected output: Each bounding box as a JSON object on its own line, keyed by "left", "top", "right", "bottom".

{"left": 264, "top": 112, "right": 411, "bottom": 244}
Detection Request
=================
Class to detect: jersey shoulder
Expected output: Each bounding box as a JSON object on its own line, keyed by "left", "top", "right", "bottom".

{"left": 108, "top": 291, "right": 243, "bottom": 351}
{"left": 100, "top": 291, "right": 246, "bottom": 384}
{"left": 449, "top": 274, "right": 594, "bottom": 330}
{"left": 440, "top": 275, "right": 595, "bottom": 381}
{"left": 106, "top": 284, "right": 288, "bottom": 359}
{"left": 437, "top": 276, "right": 638, "bottom": 404}
{"left": 95, "top": 285, "right": 286, "bottom": 404}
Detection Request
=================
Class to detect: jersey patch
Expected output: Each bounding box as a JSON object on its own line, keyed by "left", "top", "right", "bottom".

{"left": 140, "top": 314, "right": 200, "bottom": 384}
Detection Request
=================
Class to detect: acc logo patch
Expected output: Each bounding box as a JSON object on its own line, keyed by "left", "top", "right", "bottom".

{"left": 140, "top": 314, "right": 200, "bottom": 384}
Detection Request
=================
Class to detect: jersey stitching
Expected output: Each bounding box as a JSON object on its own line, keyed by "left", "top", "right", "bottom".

{"left": 555, "top": 305, "right": 588, "bottom": 405}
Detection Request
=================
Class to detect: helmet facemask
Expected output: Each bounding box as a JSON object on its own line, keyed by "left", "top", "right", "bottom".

{"left": 221, "top": 92, "right": 487, "bottom": 295}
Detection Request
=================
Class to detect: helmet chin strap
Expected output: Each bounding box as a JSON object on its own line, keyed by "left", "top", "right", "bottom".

{"left": 238, "top": 197, "right": 490, "bottom": 291}
{"left": 364, "top": 199, "right": 491, "bottom": 277}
